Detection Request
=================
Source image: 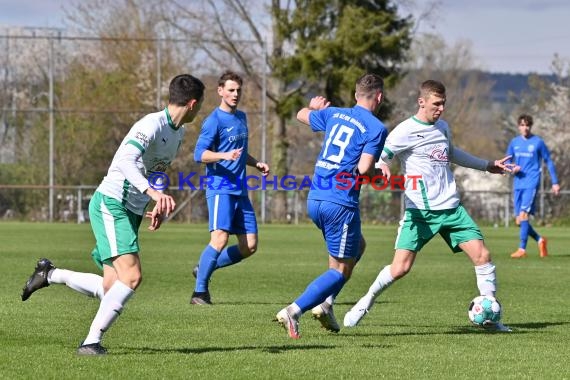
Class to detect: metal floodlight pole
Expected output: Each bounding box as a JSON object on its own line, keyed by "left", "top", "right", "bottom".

{"left": 156, "top": 37, "right": 162, "bottom": 109}
{"left": 48, "top": 36, "right": 55, "bottom": 222}
{"left": 260, "top": 38, "right": 268, "bottom": 224}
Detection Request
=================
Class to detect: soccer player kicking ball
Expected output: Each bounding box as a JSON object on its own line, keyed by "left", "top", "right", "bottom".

{"left": 276, "top": 73, "right": 388, "bottom": 338}
{"left": 21, "top": 74, "right": 205, "bottom": 355}
{"left": 343, "top": 80, "right": 515, "bottom": 332}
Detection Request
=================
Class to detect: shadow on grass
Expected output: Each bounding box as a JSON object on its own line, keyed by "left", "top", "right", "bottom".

{"left": 342, "top": 320, "right": 570, "bottom": 337}
{"left": 451, "top": 320, "right": 570, "bottom": 334}
{"left": 119, "top": 344, "right": 345, "bottom": 355}
{"left": 504, "top": 321, "right": 570, "bottom": 329}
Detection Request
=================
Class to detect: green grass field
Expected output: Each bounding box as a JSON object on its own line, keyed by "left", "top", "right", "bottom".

{"left": 1, "top": 222, "right": 569, "bottom": 379}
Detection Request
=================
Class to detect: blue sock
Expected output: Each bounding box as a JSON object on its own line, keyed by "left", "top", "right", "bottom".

{"left": 195, "top": 245, "right": 219, "bottom": 292}
{"left": 527, "top": 223, "right": 540, "bottom": 241}
{"left": 294, "top": 269, "right": 346, "bottom": 313}
{"left": 216, "top": 245, "right": 243, "bottom": 269}
{"left": 519, "top": 221, "right": 530, "bottom": 249}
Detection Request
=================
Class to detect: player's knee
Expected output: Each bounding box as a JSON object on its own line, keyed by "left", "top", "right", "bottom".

{"left": 102, "top": 280, "right": 113, "bottom": 294}
{"left": 210, "top": 238, "right": 229, "bottom": 252}
{"left": 120, "top": 272, "right": 142, "bottom": 290}
{"left": 391, "top": 263, "right": 411, "bottom": 279}
{"left": 127, "top": 275, "right": 142, "bottom": 290}
{"left": 473, "top": 247, "right": 491, "bottom": 266}
{"left": 240, "top": 242, "right": 257, "bottom": 257}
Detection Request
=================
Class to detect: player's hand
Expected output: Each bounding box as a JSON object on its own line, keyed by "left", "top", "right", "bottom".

{"left": 256, "top": 162, "right": 270, "bottom": 176}
{"left": 309, "top": 96, "right": 330, "bottom": 111}
{"left": 487, "top": 155, "right": 514, "bottom": 174}
{"left": 375, "top": 162, "right": 391, "bottom": 180}
{"left": 223, "top": 148, "right": 243, "bottom": 161}
{"left": 512, "top": 165, "right": 521, "bottom": 174}
{"left": 146, "top": 204, "right": 164, "bottom": 231}
{"left": 552, "top": 184, "right": 561, "bottom": 196}
{"left": 145, "top": 188, "right": 176, "bottom": 217}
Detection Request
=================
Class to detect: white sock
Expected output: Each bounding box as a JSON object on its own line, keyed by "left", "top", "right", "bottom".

{"left": 48, "top": 269, "right": 104, "bottom": 299}
{"left": 324, "top": 295, "right": 334, "bottom": 306}
{"left": 474, "top": 262, "right": 496, "bottom": 297}
{"left": 83, "top": 280, "right": 134, "bottom": 345}
{"left": 287, "top": 303, "right": 302, "bottom": 319}
{"left": 367, "top": 265, "right": 394, "bottom": 300}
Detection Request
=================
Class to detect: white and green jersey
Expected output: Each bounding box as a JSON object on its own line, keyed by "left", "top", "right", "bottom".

{"left": 379, "top": 116, "right": 464, "bottom": 210}
{"left": 96, "top": 108, "right": 185, "bottom": 215}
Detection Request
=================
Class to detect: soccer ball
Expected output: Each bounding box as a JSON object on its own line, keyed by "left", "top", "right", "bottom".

{"left": 468, "top": 295, "right": 502, "bottom": 326}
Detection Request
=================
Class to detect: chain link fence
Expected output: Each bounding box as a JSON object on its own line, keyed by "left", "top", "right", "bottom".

{"left": 1, "top": 184, "right": 569, "bottom": 227}
{"left": 0, "top": 28, "right": 267, "bottom": 222}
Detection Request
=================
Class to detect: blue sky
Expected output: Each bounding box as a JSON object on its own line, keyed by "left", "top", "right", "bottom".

{"left": 413, "top": 0, "right": 570, "bottom": 74}
{"left": 1, "top": 0, "right": 569, "bottom": 74}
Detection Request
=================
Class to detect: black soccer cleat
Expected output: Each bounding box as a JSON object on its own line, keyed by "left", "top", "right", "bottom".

{"left": 21, "top": 258, "right": 55, "bottom": 301}
{"left": 77, "top": 342, "right": 108, "bottom": 355}
{"left": 190, "top": 290, "right": 212, "bottom": 305}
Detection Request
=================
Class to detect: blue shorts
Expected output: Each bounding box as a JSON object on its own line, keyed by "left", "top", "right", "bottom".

{"left": 207, "top": 194, "right": 257, "bottom": 234}
{"left": 514, "top": 188, "right": 537, "bottom": 215}
{"left": 307, "top": 199, "right": 361, "bottom": 259}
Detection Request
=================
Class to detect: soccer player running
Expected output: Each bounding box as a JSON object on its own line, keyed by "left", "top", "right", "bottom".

{"left": 507, "top": 114, "right": 560, "bottom": 259}
{"left": 191, "top": 71, "right": 269, "bottom": 305}
{"left": 276, "top": 73, "right": 388, "bottom": 339}
{"left": 343, "top": 80, "right": 514, "bottom": 332}
{"left": 20, "top": 74, "right": 205, "bottom": 355}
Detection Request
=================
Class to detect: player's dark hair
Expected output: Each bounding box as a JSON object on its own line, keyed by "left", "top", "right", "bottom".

{"left": 419, "top": 80, "right": 446, "bottom": 99}
{"left": 169, "top": 74, "right": 205, "bottom": 106}
{"left": 218, "top": 71, "right": 243, "bottom": 87}
{"left": 355, "top": 73, "right": 384, "bottom": 99}
{"left": 518, "top": 114, "right": 533, "bottom": 127}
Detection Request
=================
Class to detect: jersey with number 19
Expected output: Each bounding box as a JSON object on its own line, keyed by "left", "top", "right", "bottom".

{"left": 308, "top": 105, "right": 387, "bottom": 208}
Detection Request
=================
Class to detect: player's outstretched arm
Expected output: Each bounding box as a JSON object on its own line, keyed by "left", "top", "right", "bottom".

{"left": 486, "top": 155, "right": 515, "bottom": 174}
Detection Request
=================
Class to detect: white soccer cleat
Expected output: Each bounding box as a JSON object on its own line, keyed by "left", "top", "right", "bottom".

{"left": 311, "top": 303, "right": 340, "bottom": 333}
{"left": 276, "top": 308, "right": 300, "bottom": 339}
{"left": 343, "top": 295, "right": 373, "bottom": 327}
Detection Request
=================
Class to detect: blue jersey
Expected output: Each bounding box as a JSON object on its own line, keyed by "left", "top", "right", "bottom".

{"left": 308, "top": 105, "right": 387, "bottom": 208}
{"left": 506, "top": 134, "right": 558, "bottom": 189}
{"left": 194, "top": 108, "right": 249, "bottom": 197}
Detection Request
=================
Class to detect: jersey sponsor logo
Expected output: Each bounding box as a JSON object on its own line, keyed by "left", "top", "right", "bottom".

{"left": 228, "top": 132, "right": 247, "bottom": 142}
{"left": 429, "top": 147, "right": 449, "bottom": 162}
{"left": 516, "top": 152, "right": 533, "bottom": 158}
{"left": 149, "top": 162, "right": 170, "bottom": 173}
